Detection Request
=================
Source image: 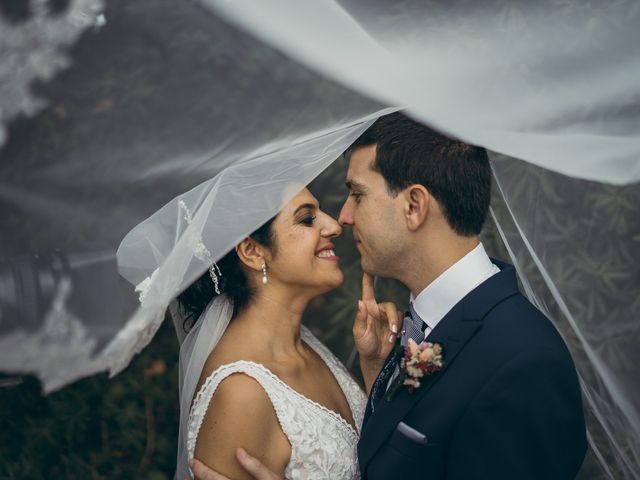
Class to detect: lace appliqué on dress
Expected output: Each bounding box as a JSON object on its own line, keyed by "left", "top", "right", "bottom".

{"left": 187, "top": 326, "right": 366, "bottom": 480}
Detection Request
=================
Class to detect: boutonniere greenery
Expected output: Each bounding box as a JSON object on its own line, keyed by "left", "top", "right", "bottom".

{"left": 387, "top": 339, "right": 444, "bottom": 400}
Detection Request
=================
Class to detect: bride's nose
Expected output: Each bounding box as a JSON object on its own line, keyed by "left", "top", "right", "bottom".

{"left": 321, "top": 215, "right": 342, "bottom": 238}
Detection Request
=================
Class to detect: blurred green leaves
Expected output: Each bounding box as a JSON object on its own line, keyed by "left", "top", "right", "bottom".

{"left": 0, "top": 317, "right": 179, "bottom": 480}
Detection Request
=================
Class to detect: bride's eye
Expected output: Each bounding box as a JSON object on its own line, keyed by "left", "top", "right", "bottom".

{"left": 300, "top": 215, "right": 316, "bottom": 226}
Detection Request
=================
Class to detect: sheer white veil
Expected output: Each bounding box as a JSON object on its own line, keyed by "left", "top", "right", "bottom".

{"left": 1, "top": 1, "right": 640, "bottom": 478}
{"left": 115, "top": 112, "right": 388, "bottom": 479}
{"left": 173, "top": 295, "right": 232, "bottom": 480}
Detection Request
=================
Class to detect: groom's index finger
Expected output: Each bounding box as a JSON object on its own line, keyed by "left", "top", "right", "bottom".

{"left": 361, "top": 272, "right": 376, "bottom": 301}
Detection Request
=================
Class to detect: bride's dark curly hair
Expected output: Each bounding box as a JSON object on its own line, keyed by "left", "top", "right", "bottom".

{"left": 177, "top": 216, "right": 277, "bottom": 331}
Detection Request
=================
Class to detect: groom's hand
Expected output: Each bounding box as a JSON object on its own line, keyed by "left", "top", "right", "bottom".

{"left": 189, "top": 449, "right": 282, "bottom": 480}
{"left": 353, "top": 272, "right": 402, "bottom": 394}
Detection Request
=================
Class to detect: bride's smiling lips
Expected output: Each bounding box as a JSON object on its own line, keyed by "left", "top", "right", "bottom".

{"left": 315, "top": 242, "right": 339, "bottom": 261}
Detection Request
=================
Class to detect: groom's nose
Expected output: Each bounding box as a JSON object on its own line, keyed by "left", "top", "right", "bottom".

{"left": 338, "top": 201, "right": 353, "bottom": 226}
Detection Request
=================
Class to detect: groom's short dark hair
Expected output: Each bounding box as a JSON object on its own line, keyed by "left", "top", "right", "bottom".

{"left": 347, "top": 112, "right": 491, "bottom": 236}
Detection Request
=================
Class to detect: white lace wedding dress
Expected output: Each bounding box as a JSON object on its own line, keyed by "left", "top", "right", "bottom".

{"left": 187, "top": 325, "right": 367, "bottom": 479}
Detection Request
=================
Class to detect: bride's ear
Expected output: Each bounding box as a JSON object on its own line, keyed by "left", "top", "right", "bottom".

{"left": 235, "top": 238, "right": 266, "bottom": 272}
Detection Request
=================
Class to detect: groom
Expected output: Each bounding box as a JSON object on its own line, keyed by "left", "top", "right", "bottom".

{"left": 192, "top": 112, "right": 587, "bottom": 479}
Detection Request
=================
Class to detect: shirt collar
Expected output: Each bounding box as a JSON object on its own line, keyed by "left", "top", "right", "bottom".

{"left": 410, "top": 243, "right": 499, "bottom": 331}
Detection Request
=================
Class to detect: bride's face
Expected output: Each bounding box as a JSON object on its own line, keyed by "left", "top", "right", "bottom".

{"left": 266, "top": 188, "right": 343, "bottom": 295}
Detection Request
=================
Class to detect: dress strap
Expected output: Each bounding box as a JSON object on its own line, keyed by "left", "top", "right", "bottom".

{"left": 187, "top": 360, "right": 293, "bottom": 459}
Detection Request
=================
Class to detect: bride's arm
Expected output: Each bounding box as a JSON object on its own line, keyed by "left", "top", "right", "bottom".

{"left": 190, "top": 451, "right": 282, "bottom": 480}
{"left": 194, "top": 373, "right": 290, "bottom": 480}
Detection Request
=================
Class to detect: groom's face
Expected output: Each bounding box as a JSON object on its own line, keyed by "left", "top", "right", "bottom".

{"left": 339, "top": 145, "right": 406, "bottom": 278}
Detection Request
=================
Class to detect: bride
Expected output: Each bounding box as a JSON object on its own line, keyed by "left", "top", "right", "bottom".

{"left": 176, "top": 186, "right": 399, "bottom": 479}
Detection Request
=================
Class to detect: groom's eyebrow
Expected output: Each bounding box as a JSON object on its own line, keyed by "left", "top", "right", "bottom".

{"left": 345, "top": 180, "right": 365, "bottom": 191}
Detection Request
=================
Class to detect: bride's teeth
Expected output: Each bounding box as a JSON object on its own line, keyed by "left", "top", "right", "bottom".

{"left": 317, "top": 249, "right": 335, "bottom": 258}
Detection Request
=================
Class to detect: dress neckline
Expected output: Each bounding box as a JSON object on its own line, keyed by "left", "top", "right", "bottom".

{"left": 298, "top": 326, "right": 362, "bottom": 434}
{"left": 194, "top": 325, "right": 360, "bottom": 437}
{"left": 242, "top": 360, "right": 359, "bottom": 439}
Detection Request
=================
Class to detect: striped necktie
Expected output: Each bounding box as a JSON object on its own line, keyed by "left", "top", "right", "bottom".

{"left": 369, "top": 305, "right": 426, "bottom": 411}
{"left": 401, "top": 303, "right": 427, "bottom": 346}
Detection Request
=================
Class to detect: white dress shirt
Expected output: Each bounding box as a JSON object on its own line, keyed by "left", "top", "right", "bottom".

{"left": 411, "top": 242, "right": 500, "bottom": 338}
{"left": 387, "top": 243, "right": 500, "bottom": 389}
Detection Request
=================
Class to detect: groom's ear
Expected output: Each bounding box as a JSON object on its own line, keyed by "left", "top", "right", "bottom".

{"left": 235, "top": 238, "right": 265, "bottom": 272}
{"left": 403, "top": 184, "right": 431, "bottom": 231}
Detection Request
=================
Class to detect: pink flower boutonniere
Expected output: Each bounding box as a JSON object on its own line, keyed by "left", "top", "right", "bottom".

{"left": 387, "top": 339, "right": 444, "bottom": 400}
{"left": 402, "top": 339, "right": 444, "bottom": 392}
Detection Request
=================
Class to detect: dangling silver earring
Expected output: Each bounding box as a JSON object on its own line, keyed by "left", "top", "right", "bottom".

{"left": 261, "top": 262, "right": 268, "bottom": 285}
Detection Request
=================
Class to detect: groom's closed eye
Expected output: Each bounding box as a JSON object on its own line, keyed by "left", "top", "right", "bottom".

{"left": 345, "top": 181, "right": 366, "bottom": 203}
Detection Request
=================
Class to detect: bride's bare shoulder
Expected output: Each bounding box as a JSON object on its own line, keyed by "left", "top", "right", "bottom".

{"left": 196, "top": 322, "right": 268, "bottom": 387}
{"left": 194, "top": 369, "right": 290, "bottom": 478}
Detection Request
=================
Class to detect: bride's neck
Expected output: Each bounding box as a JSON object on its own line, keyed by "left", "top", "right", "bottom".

{"left": 232, "top": 288, "right": 310, "bottom": 358}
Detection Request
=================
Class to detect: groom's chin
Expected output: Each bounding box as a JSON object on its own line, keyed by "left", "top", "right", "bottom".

{"left": 360, "top": 255, "right": 395, "bottom": 279}
{"left": 360, "top": 258, "right": 377, "bottom": 276}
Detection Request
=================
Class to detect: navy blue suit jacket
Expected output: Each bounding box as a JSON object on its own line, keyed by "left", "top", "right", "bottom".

{"left": 358, "top": 261, "right": 587, "bottom": 479}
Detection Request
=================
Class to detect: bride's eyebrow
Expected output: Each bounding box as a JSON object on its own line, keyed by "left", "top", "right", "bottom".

{"left": 293, "top": 202, "right": 319, "bottom": 216}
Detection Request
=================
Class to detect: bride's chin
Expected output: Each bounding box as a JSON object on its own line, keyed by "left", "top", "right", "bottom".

{"left": 316, "top": 273, "right": 344, "bottom": 293}
{"left": 328, "top": 272, "right": 345, "bottom": 289}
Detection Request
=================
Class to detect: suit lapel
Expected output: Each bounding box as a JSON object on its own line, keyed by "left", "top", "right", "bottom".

{"left": 362, "top": 339, "right": 402, "bottom": 425}
{"left": 358, "top": 302, "right": 481, "bottom": 469}
{"left": 358, "top": 261, "right": 519, "bottom": 472}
